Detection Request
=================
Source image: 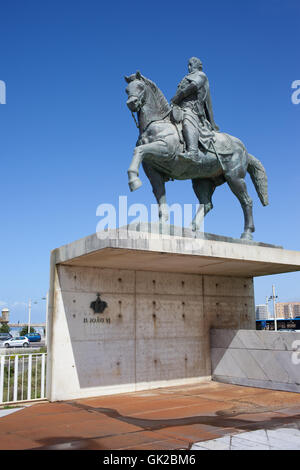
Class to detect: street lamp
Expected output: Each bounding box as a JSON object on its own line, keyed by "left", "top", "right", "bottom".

{"left": 269, "top": 285, "right": 278, "bottom": 331}
{"left": 44, "top": 292, "right": 48, "bottom": 346}
{"left": 27, "top": 297, "right": 46, "bottom": 334}
{"left": 27, "top": 299, "right": 37, "bottom": 334}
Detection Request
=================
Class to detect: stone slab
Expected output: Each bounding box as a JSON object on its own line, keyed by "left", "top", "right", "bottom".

{"left": 211, "top": 329, "right": 300, "bottom": 393}
{"left": 191, "top": 428, "right": 300, "bottom": 450}
{"left": 52, "top": 226, "right": 300, "bottom": 278}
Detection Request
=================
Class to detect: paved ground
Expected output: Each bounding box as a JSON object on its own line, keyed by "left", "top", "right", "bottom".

{"left": 191, "top": 427, "right": 300, "bottom": 450}
{"left": 0, "top": 381, "right": 300, "bottom": 450}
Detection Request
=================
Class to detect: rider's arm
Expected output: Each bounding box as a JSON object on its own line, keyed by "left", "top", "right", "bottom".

{"left": 171, "top": 82, "right": 197, "bottom": 104}
{"left": 171, "top": 73, "right": 206, "bottom": 105}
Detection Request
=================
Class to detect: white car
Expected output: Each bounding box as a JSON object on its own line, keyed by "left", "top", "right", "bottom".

{"left": 4, "top": 336, "right": 30, "bottom": 348}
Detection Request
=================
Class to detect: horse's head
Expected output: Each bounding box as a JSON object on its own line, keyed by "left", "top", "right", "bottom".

{"left": 125, "top": 71, "right": 146, "bottom": 112}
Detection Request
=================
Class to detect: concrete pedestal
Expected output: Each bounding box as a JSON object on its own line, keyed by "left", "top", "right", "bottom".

{"left": 47, "top": 226, "right": 300, "bottom": 401}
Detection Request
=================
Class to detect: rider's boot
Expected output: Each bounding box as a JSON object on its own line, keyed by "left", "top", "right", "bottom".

{"left": 184, "top": 150, "right": 200, "bottom": 162}
{"left": 182, "top": 123, "right": 200, "bottom": 162}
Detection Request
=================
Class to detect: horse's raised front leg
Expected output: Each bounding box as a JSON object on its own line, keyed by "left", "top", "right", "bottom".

{"left": 128, "top": 141, "right": 168, "bottom": 192}
{"left": 142, "top": 162, "right": 168, "bottom": 222}
{"left": 128, "top": 146, "right": 144, "bottom": 192}
{"left": 191, "top": 178, "right": 216, "bottom": 231}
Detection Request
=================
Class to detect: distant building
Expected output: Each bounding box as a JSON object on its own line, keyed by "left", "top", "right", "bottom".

{"left": 0, "top": 308, "right": 10, "bottom": 324}
{"left": 275, "top": 302, "right": 300, "bottom": 319}
{"left": 256, "top": 304, "right": 270, "bottom": 320}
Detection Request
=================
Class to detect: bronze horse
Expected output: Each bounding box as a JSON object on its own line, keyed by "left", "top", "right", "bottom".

{"left": 125, "top": 72, "right": 268, "bottom": 240}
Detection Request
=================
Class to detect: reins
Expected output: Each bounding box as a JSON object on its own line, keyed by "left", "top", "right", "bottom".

{"left": 131, "top": 111, "right": 140, "bottom": 129}
{"left": 130, "top": 109, "right": 171, "bottom": 133}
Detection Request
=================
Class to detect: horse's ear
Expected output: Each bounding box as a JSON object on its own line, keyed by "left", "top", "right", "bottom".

{"left": 136, "top": 70, "right": 142, "bottom": 80}
{"left": 124, "top": 75, "right": 131, "bottom": 83}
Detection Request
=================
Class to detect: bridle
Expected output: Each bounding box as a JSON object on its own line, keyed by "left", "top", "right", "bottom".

{"left": 131, "top": 109, "right": 140, "bottom": 129}
{"left": 128, "top": 90, "right": 146, "bottom": 129}
{"left": 128, "top": 81, "right": 171, "bottom": 132}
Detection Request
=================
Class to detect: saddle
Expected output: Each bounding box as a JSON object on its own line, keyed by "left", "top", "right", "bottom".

{"left": 170, "top": 105, "right": 233, "bottom": 156}
{"left": 211, "top": 133, "right": 233, "bottom": 155}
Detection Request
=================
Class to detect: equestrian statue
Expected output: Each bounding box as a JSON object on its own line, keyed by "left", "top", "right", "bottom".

{"left": 125, "top": 57, "right": 268, "bottom": 240}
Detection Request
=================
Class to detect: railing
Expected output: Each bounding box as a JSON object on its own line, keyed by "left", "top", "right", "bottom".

{"left": 0, "top": 353, "right": 47, "bottom": 404}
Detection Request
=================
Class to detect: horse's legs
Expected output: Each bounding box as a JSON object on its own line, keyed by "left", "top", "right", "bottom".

{"left": 128, "top": 142, "right": 169, "bottom": 192}
{"left": 128, "top": 146, "right": 144, "bottom": 191}
{"left": 142, "top": 162, "right": 168, "bottom": 222}
{"left": 191, "top": 178, "right": 216, "bottom": 231}
{"left": 225, "top": 171, "right": 255, "bottom": 240}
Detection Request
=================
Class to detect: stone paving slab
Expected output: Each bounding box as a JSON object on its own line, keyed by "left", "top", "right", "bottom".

{"left": 191, "top": 427, "right": 300, "bottom": 450}
{"left": 0, "top": 381, "right": 300, "bottom": 450}
{"left": 0, "top": 407, "right": 24, "bottom": 418}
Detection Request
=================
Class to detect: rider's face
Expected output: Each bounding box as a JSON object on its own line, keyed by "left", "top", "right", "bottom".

{"left": 188, "top": 60, "right": 194, "bottom": 73}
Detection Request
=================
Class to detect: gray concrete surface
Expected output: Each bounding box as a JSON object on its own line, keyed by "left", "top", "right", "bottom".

{"left": 47, "top": 227, "right": 300, "bottom": 401}
{"left": 191, "top": 427, "right": 300, "bottom": 450}
{"left": 211, "top": 329, "right": 300, "bottom": 392}
{"left": 52, "top": 225, "right": 300, "bottom": 278}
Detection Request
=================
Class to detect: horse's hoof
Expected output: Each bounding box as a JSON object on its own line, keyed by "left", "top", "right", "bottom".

{"left": 128, "top": 177, "right": 142, "bottom": 192}
{"left": 241, "top": 231, "right": 253, "bottom": 241}
{"left": 159, "top": 213, "right": 169, "bottom": 223}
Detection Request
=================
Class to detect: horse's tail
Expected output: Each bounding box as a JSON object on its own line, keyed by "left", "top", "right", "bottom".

{"left": 247, "top": 154, "right": 269, "bottom": 206}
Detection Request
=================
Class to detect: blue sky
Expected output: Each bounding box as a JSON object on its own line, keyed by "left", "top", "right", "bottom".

{"left": 0, "top": 0, "right": 299, "bottom": 323}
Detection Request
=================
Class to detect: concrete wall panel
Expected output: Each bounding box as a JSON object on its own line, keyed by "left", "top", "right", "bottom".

{"left": 47, "top": 266, "right": 255, "bottom": 401}
{"left": 203, "top": 276, "right": 254, "bottom": 297}
{"left": 211, "top": 329, "right": 300, "bottom": 393}
{"left": 204, "top": 295, "right": 255, "bottom": 330}
{"left": 136, "top": 294, "right": 204, "bottom": 340}
{"left": 136, "top": 271, "right": 203, "bottom": 296}
{"left": 135, "top": 337, "right": 208, "bottom": 386}
{"left": 57, "top": 265, "right": 135, "bottom": 294}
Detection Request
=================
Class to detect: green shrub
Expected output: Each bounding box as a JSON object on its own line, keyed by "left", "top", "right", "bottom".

{"left": 19, "top": 326, "right": 36, "bottom": 336}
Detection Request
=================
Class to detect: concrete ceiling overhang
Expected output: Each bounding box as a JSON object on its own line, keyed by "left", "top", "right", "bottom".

{"left": 52, "top": 229, "right": 300, "bottom": 278}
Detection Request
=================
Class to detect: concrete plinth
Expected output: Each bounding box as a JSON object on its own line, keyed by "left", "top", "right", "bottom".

{"left": 47, "top": 226, "right": 300, "bottom": 401}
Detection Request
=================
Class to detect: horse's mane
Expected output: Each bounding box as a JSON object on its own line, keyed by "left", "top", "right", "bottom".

{"left": 127, "top": 72, "right": 170, "bottom": 116}
{"left": 141, "top": 75, "right": 170, "bottom": 115}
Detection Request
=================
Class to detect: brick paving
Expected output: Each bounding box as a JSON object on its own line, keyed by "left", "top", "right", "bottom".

{"left": 0, "top": 381, "right": 300, "bottom": 450}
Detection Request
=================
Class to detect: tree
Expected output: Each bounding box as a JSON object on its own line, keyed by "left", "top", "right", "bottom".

{"left": 0, "top": 324, "right": 10, "bottom": 333}
{"left": 19, "top": 326, "right": 36, "bottom": 336}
